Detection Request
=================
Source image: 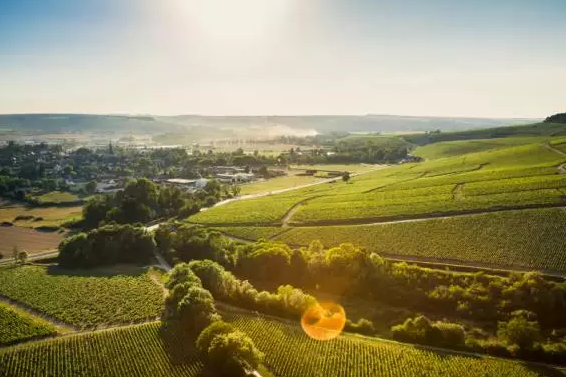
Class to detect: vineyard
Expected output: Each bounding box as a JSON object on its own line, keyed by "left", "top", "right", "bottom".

{"left": 0, "top": 322, "right": 205, "bottom": 376}
{"left": 0, "top": 302, "right": 55, "bottom": 346}
{"left": 191, "top": 139, "right": 566, "bottom": 228}
{"left": 0, "top": 266, "right": 163, "bottom": 329}
{"left": 215, "top": 208, "right": 566, "bottom": 273}
{"left": 226, "top": 313, "right": 566, "bottom": 377}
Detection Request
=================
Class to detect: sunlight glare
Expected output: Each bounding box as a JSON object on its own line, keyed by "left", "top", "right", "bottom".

{"left": 176, "top": 0, "right": 292, "bottom": 44}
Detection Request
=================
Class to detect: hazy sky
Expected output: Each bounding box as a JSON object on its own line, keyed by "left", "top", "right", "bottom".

{"left": 1, "top": 0, "right": 565, "bottom": 117}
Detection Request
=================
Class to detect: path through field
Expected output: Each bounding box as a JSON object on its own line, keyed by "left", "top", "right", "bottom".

{"left": 543, "top": 142, "right": 566, "bottom": 174}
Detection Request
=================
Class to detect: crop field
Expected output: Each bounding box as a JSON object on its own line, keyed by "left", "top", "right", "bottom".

{"left": 0, "top": 266, "right": 163, "bottom": 329}
{"left": 192, "top": 140, "right": 566, "bottom": 228}
{"left": 0, "top": 226, "right": 64, "bottom": 258}
{"left": 217, "top": 226, "right": 283, "bottom": 241}
{"left": 0, "top": 201, "right": 82, "bottom": 228}
{"left": 0, "top": 322, "right": 205, "bottom": 376}
{"left": 227, "top": 313, "right": 565, "bottom": 377}
{"left": 270, "top": 208, "right": 566, "bottom": 273}
{"left": 413, "top": 136, "right": 551, "bottom": 160}
{"left": 0, "top": 302, "right": 56, "bottom": 346}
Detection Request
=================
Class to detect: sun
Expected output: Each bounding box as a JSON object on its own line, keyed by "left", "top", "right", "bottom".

{"left": 173, "top": 0, "right": 293, "bottom": 44}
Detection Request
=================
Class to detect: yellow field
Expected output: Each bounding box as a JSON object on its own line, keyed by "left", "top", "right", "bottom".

{"left": 0, "top": 201, "right": 82, "bottom": 228}
{"left": 240, "top": 174, "right": 324, "bottom": 195}
{"left": 289, "top": 164, "right": 380, "bottom": 173}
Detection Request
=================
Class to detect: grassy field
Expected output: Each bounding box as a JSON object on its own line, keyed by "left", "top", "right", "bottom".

{"left": 267, "top": 208, "right": 566, "bottom": 274}
{"left": 289, "top": 164, "right": 380, "bottom": 173}
{"left": 0, "top": 302, "right": 56, "bottom": 346}
{"left": 239, "top": 174, "right": 324, "bottom": 195}
{"left": 31, "top": 191, "right": 81, "bottom": 205}
{"left": 0, "top": 266, "right": 163, "bottom": 329}
{"left": 0, "top": 200, "right": 82, "bottom": 228}
{"left": 0, "top": 322, "right": 205, "bottom": 376}
{"left": 226, "top": 313, "right": 565, "bottom": 377}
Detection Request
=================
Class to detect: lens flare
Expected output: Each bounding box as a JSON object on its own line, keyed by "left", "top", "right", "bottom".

{"left": 301, "top": 302, "right": 346, "bottom": 341}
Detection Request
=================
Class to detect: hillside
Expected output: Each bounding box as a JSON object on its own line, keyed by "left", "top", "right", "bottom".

{"left": 0, "top": 113, "right": 538, "bottom": 138}
{"left": 195, "top": 135, "right": 566, "bottom": 274}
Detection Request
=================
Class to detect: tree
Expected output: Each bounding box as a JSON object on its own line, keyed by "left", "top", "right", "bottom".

{"left": 342, "top": 172, "right": 350, "bottom": 183}
{"left": 231, "top": 185, "right": 241, "bottom": 197}
{"left": 17, "top": 251, "right": 27, "bottom": 265}
{"left": 176, "top": 286, "right": 218, "bottom": 333}
{"left": 497, "top": 311, "right": 541, "bottom": 351}
{"left": 196, "top": 320, "right": 235, "bottom": 355}
{"left": 207, "top": 331, "right": 264, "bottom": 376}
{"left": 85, "top": 181, "right": 97, "bottom": 195}
{"left": 12, "top": 246, "right": 27, "bottom": 265}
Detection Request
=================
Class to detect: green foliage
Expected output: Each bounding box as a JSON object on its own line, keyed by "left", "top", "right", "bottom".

{"left": 58, "top": 224, "right": 155, "bottom": 268}
{"left": 0, "top": 266, "right": 163, "bottom": 329}
{"left": 176, "top": 286, "right": 218, "bottom": 333}
{"left": 498, "top": 311, "right": 542, "bottom": 351}
{"left": 207, "top": 330, "right": 264, "bottom": 376}
{"left": 391, "top": 315, "right": 466, "bottom": 347}
{"left": 0, "top": 302, "right": 56, "bottom": 345}
{"left": 155, "top": 222, "right": 229, "bottom": 265}
{"left": 0, "top": 322, "right": 205, "bottom": 376}
{"left": 196, "top": 320, "right": 235, "bottom": 355}
{"left": 544, "top": 113, "right": 566, "bottom": 124}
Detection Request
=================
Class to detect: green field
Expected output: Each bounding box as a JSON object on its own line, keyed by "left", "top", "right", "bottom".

{"left": 239, "top": 174, "right": 323, "bottom": 195}
{"left": 192, "top": 139, "right": 566, "bottom": 228}
{"left": 2, "top": 313, "right": 562, "bottom": 377}
{"left": 217, "top": 226, "right": 284, "bottom": 241}
{"left": 0, "top": 266, "right": 163, "bottom": 329}
{"left": 0, "top": 322, "right": 204, "bottom": 377}
{"left": 227, "top": 313, "right": 565, "bottom": 377}
{"left": 0, "top": 302, "right": 56, "bottom": 346}
{"left": 31, "top": 191, "right": 81, "bottom": 205}
{"left": 219, "top": 207, "right": 566, "bottom": 274}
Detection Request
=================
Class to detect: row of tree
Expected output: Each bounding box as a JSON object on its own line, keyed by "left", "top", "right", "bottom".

{"left": 163, "top": 263, "right": 263, "bottom": 376}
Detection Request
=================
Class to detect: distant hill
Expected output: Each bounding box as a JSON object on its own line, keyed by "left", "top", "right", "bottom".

{"left": 545, "top": 112, "right": 566, "bottom": 124}
{"left": 0, "top": 114, "right": 182, "bottom": 134}
{"left": 0, "top": 113, "right": 540, "bottom": 139}
{"left": 403, "top": 121, "right": 566, "bottom": 145}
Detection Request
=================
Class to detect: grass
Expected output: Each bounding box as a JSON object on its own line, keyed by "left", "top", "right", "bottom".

{"left": 239, "top": 174, "right": 323, "bottom": 195}
{"left": 0, "top": 201, "right": 82, "bottom": 228}
{"left": 0, "top": 301, "right": 56, "bottom": 346}
{"left": 0, "top": 265, "right": 163, "bottom": 329}
{"left": 226, "top": 313, "right": 565, "bottom": 377}
{"left": 31, "top": 191, "right": 81, "bottom": 205}
{"left": 289, "top": 164, "right": 379, "bottom": 173}
{"left": 0, "top": 322, "right": 205, "bottom": 376}
{"left": 271, "top": 208, "right": 566, "bottom": 273}
{"left": 0, "top": 226, "right": 64, "bottom": 258}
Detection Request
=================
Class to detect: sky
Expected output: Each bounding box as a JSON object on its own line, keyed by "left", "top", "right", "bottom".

{"left": 0, "top": 0, "right": 565, "bottom": 117}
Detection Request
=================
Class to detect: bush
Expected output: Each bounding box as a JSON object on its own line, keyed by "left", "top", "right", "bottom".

{"left": 391, "top": 315, "right": 466, "bottom": 347}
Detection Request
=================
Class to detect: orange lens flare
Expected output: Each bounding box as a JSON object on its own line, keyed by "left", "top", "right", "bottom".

{"left": 301, "top": 302, "right": 346, "bottom": 341}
